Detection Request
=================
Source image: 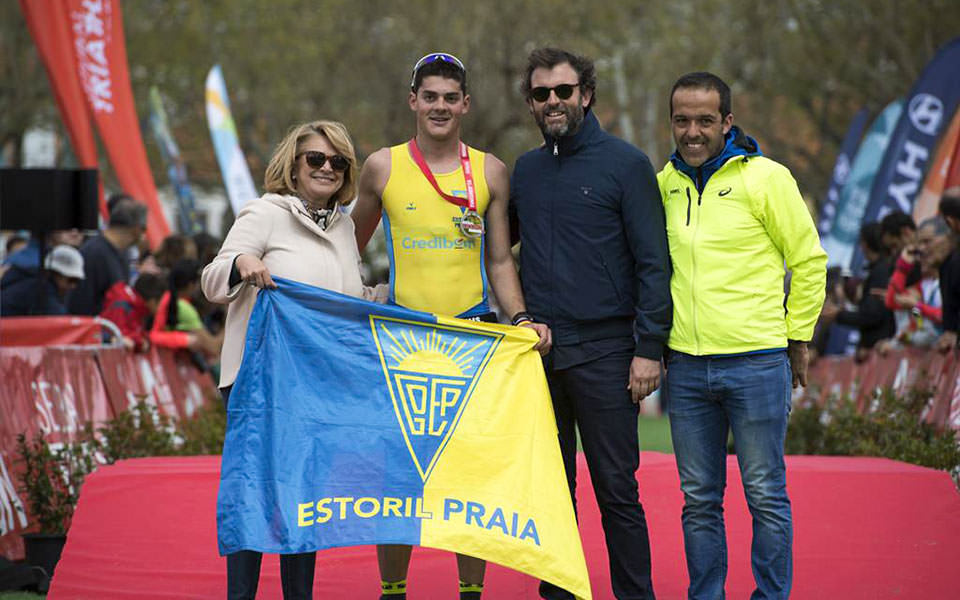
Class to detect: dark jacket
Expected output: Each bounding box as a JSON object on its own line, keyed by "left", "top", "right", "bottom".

{"left": 940, "top": 248, "right": 960, "bottom": 334}
{"left": 1, "top": 238, "right": 43, "bottom": 288}
{"left": 835, "top": 256, "right": 895, "bottom": 349}
{"left": 67, "top": 233, "right": 130, "bottom": 315}
{"left": 0, "top": 274, "right": 68, "bottom": 317}
{"left": 509, "top": 110, "right": 672, "bottom": 363}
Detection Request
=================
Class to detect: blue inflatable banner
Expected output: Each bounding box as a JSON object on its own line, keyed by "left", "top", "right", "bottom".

{"left": 818, "top": 108, "right": 870, "bottom": 237}
{"left": 853, "top": 37, "right": 960, "bottom": 272}
{"left": 217, "top": 279, "right": 591, "bottom": 599}
{"left": 821, "top": 100, "right": 903, "bottom": 270}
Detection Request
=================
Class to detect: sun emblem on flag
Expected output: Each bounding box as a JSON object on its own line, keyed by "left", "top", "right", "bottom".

{"left": 370, "top": 316, "right": 502, "bottom": 482}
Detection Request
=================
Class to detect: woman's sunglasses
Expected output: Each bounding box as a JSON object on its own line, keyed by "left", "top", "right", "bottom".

{"left": 530, "top": 84, "right": 577, "bottom": 103}
{"left": 297, "top": 151, "right": 350, "bottom": 172}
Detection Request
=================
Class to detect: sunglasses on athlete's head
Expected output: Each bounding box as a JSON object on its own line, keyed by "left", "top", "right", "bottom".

{"left": 296, "top": 151, "right": 350, "bottom": 172}
{"left": 410, "top": 52, "right": 466, "bottom": 88}
{"left": 530, "top": 83, "right": 578, "bottom": 103}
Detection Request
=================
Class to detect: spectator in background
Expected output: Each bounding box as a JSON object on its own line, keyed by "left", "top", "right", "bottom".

{"left": 68, "top": 199, "right": 147, "bottom": 315}
{"left": 935, "top": 188, "right": 960, "bottom": 352}
{"left": 880, "top": 211, "right": 918, "bottom": 257}
{"left": 152, "top": 258, "right": 222, "bottom": 359}
{"left": 190, "top": 232, "right": 226, "bottom": 334}
{"left": 134, "top": 248, "right": 164, "bottom": 280}
{"left": 1, "top": 244, "right": 84, "bottom": 316}
{"left": 154, "top": 233, "right": 198, "bottom": 271}
{"left": 879, "top": 210, "right": 921, "bottom": 291}
{"left": 108, "top": 193, "right": 145, "bottom": 280}
{"left": 0, "top": 234, "right": 29, "bottom": 279}
{"left": 821, "top": 222, "right": 895, "bottom": 359}
{"left": 810, "top": 266, "right": 846, "bottom": 360}
{"left": 192, "top": 232, "right": 221, "bottom": 267}
{"left": 1, "top": 229, "right": 84, "bottom": 287}
{"left": 884, "top": 216, "right": 950, "bottom": 348}
{"left": 5, "top": 235, "right": 28, "bottom": 258}
{"left": 99, "top": 273, "right": 167, "bottom": 351}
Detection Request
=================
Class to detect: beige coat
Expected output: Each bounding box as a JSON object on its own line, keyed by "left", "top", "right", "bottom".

{"left": 202, "top": 193, "right": 365, "bottom": 388}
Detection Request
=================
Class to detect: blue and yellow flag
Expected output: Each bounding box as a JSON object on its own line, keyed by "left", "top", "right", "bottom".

{"left": 217, "top": 278, "right": 591, "bottom": 599}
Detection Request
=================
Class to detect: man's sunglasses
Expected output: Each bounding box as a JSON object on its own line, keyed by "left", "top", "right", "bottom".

{"left": 297, "top": 151, "right": 350, "bottom": 172}
{"left": 410, "top": 52, "right": 466, "bottom": 88}
{"left": 530, "top": 84, "right": 578, "bottom": 103}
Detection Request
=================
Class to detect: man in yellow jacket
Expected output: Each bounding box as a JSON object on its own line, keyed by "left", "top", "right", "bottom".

{"left": 658, "top": 72, "right": 826, "bottom": 600}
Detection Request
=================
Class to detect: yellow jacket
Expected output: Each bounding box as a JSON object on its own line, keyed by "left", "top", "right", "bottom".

{"left": 658, "top": 154, "right": 827, "bottom": 355}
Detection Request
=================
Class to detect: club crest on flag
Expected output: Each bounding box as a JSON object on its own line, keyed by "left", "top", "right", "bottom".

{"left": 370, "top": 316, "right": 502, "bottom": 482}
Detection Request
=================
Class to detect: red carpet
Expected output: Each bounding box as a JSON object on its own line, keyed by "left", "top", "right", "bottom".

{"left": 48, "top": 453, "right": 960, "bottom": 599}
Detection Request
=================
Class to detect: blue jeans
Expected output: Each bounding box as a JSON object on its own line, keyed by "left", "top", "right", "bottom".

{"left": 665, "top": 351, "right": 792, "bottom": 600}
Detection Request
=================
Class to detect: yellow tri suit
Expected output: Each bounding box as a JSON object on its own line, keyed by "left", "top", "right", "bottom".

{"left": 381, "top": 142, "right": 491, "bottom": 318}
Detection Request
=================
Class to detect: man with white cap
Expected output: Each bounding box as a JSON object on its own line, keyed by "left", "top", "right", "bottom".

{"left": 1, "top": 244, "right": 85, "bottom": 316}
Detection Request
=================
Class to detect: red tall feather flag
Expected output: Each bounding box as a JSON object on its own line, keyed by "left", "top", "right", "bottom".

{"left": 20, "top": 0, "right": 170, "bottom": 247}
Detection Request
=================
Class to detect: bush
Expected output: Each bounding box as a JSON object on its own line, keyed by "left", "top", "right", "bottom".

{"left": 787, "top": 384, "right": 960, "bottom": 475}
{"left": 177, "top": 401, "right": 227, "bottom": 456}
{"left": 95, "top": 401, "right": 179, "bottom": 462}
{"left": 15, "top": 399, "right": 227, "bottom": 537}
{"left": 15, "top": 432, "right": 97, "bottom": 534}
{"left": 92, "top": 399, "right": 227, "bottom": 460}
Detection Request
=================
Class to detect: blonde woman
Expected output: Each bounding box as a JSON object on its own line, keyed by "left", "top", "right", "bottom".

{"left": 202, "top": 120, "right": 368, "bottom": 600}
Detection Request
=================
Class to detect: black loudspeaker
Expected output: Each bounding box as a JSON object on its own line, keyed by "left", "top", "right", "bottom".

{"left": 0, "top": 168, "right": 99, "bottom": 232}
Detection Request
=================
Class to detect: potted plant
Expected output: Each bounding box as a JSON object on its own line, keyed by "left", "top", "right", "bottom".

{"left": 15, "top": 430, "right": 97, "bottom": 580}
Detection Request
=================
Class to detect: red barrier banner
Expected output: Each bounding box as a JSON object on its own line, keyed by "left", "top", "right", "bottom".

{"left": 0, "top": 342, "right": 215, "bottom": 560}
{"left": 807, "top": 348, "right": 960, "bottom": 434}
{"left": 0, "top": 316, "right": 102, "bottom": 347}
{"left": 149, "top": 348, "right": 215, "bottom": 419}
{"left": 0, "top": 346, "right": 113, "bottom": 559}
{"left": 96, "top": 347, "right": 189, "bottom": 420}
{"left": 19, "top": 0, "right": 170, "bottom": 245}
{"left": 174, "top": 352, "right": 217, "bottom": 418}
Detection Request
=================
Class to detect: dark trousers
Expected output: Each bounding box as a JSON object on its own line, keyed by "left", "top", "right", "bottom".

{"left": 221, "top": 386, "right": 317, "bottom": 600}
{"left": 226, "top": 551, "right": 316, "bottom": 600}
{"left": 539, "top": 344, "right": 655, "bottom": 600}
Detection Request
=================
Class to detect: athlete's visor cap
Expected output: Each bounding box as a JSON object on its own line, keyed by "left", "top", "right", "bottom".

{"left": 410, "top": 52, "right": 466, "bottom": 89}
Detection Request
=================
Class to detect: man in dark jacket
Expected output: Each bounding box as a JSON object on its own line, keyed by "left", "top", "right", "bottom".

{"left": 67, "top": 198, "right": 147, "bottom": 315}
{"left": 510, "top": 47, "right": 671, "bottom": 600}
{"left": 822, "top": 222, "right": 895, "bottom": 356}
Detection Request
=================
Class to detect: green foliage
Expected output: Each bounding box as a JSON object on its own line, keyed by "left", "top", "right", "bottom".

{"left": 15, "top": 399, "right": 226, "bottom": 535}
{"left": 0, "top": 593, "right": 46, "bottom": 600}
{"left": 6, "top": 0, "right": 960, "bottom": 219}
{"left": 177, "top": 401, "right": 227, "bottom": 456}
{"left": 638, "top": 416, "right": 674, "bottom": 454}
{"left": 94, "top": 400, "right": 227, "bottom": 459}
{"left": 15, "top": 432, "right": 97, "bottom": 535}
{"left": 787, "top": 385, "right": 960, "bottom": 475}
{"left": 95, "top": 401, "right": 180, "bottom": 462}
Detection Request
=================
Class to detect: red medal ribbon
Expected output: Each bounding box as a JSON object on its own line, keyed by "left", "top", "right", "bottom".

{"left": 407, "top": 138, "right": 477, "bottom": 212}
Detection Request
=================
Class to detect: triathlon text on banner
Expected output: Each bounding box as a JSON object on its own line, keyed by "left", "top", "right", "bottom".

{"left": 19, "top": 0, "right": 170, "bottom": 245}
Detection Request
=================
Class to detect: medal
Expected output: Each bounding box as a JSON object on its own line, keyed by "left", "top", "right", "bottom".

{"left": 408, "top": 138, "right": 482, "bottom": 238}
{"left": 459, "top": 209, "right": 484, "bottom": 238}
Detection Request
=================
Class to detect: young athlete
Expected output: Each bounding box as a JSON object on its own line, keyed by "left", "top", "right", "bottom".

{"left": 351, "top": 52, "right": 550, "bottom": 600}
